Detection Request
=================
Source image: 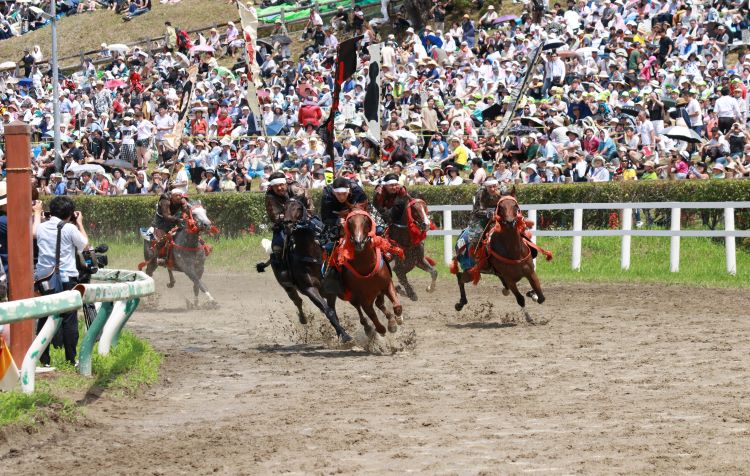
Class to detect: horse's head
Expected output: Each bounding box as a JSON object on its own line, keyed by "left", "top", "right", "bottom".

{"left": 283, "top": 198, "right": 307, "bottom": 233}
{"left": 495, "top": 188, "right": 521, "bottom": 232}
{"left": 187, "top": 201, "right": 214, "bottom": 232}
{"left": 407, "top": 197, "right": 431, "bottom": 232}
{"left": 346, "top": 209, "right": 373, "bottom": 252}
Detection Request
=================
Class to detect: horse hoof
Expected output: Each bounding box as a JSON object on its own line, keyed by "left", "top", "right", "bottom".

{"left": 526, "top": 290, "right": 539, "bottom": 303}
{"left": 364, "top": 326, "right": 374, "bottom": 338}
{"left": 395, "top": 285, "right": 406, "bottom": 296}
{"left": 537, "top": 295, "right": 546, "bottom": 305}
{"left": 387, "top": 318, "right": 398, "bottom": 333}
{"left": 522, "top": 308, "right": 533, "bottom": 323}
{"left": 205, "top": 300, "right": 219, "bottom": 310}
{"left": 298, "top": 312, "right": 308, "bottom": 325}
{"left": 455, "top": 303, "right": 464, "bottom": 311}
{"left": 408, "top": 293, "right": 418, "bottom": 302}
{"left": 167, "top": 282, "right": 175, "bottom": 289}
{"left": 502, "top": 288, "right": 510, "bottom": 296}
{"left": 395, "top": 315, "right": 404, "bottom": 325}
{"left": 426, "top": 284, "right": 436, "bottom": 293}
{"left": 340, "top": 332, "right": 353, "bottom": 344}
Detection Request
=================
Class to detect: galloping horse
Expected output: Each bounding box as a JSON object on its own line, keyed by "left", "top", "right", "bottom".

{"left": 332, "top": 208, "right": 403, "bottom": 336}
{"left": 386, "top": 196, "right": 438, "bottom": 301}
{"left": 265, "top": 198, "right": 352, "bottom": 343}
{"left": 140, "top": 201, "right": 219, "bottom": 308}
{"left": 453, "top": 189, "right": 551, "bottom": 321}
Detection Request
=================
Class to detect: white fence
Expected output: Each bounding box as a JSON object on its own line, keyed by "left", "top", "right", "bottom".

{"left": 428, "top": 202, "right": 750, "bottom": 275}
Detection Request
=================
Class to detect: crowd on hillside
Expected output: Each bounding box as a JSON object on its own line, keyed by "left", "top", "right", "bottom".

{"left": 1, "top": 0, "right": 750, "bottom": 199}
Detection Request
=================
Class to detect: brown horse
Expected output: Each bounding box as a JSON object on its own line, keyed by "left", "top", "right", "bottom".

{"left": 387, "top": 196, "right": 438, "bottom": 301}
{"left": 454, "top": 190, "right": 550, "bottom": 321}
{"left": 332, "top": 209, "right": 403, "bottom": 336}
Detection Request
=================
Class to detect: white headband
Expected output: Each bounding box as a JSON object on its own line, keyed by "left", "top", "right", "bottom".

{"left": 382, "top": 179, "right": 399, "bottom": 185}
{"left": 269, "top": 178, "right": 287, "bottom": 186}
{"left": 484, "top": 179, "right": 499, "bottom": 186}
{"left": 333, "top": 187, "right": 349, "bottom": 193}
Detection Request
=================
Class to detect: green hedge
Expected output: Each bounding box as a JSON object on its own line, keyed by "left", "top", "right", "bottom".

{"left": 59, "top": 180, "right": 750, "bottom": 239}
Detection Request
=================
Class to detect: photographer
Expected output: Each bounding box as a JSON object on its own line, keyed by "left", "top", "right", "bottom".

{"left": 34, "top": 197, "right": 89, "bottom": 367}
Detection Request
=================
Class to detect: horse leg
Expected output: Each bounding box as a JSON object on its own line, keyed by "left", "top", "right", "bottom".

{"left": 384, "top": 280, "right": 403, "bottom": 325}
{"left": 526, "top": 270, "right": 546, "bottom": 305}
{"left": 497, "top": 274, "right": 510, "bottom": 296}
{"left": 353, "top": 302, "right": 374, "bottom": 336}
{"left": 182, "top": 267, "right": 216, "bottom": 308}
{"left": 375, "top": 293, "right": 397, "bottom": 333}
{"left": 283, "top": 284, "right": 307, "bottom": 324}
{"left": 167, "top": 268, "right": 176, "bottom": 289}
{"left": 363, "top": 301, "right": 387, "bottom": 336}
{"left": 299, "top": 286, "right": 352, "bottom": 343}
{"left": 506, "top": 280, "right": 532, "bottom": 323}
{"left": 394, "top": 263, "right": 417, "bottom": 301}
{"left": 415, "top": 257, "right": 438, "bottom": 293}
{"left": 455, "top": 272, "right": 470, "bottom": 311}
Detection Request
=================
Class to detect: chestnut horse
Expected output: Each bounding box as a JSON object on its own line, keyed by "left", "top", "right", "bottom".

{"left": 387, "top": 196, "right": 438, "bottom": 301}
{"left": 333, "top": 209, "right": 403, "bottom": 336}
{"left": 266, "top": 198, "right": 352, "bottom": 343}
{"left": 454, "top": 190, "right": 550, "bottom": 321}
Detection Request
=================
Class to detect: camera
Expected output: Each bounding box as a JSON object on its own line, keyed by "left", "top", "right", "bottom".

{"left": 77, "top": 244, "right": 109, "bottom": 283}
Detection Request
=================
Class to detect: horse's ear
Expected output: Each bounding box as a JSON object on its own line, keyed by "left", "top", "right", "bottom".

{"left": 509, "top": 185, "right": 517, "bottom": 198}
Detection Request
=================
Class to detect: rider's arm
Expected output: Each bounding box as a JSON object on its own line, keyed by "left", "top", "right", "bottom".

{"left": 319, "top": 190, "right": 338, "bottom": 227}
{"left": 265, "top": 195, "right": 285, "bottom": 228}
{"left": 159, "top": 198, "right": 180, "bottom": 226}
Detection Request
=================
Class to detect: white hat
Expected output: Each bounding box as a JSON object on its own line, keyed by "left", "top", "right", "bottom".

{"left": 525, "top": 163, "right": 537, "bottom": 172}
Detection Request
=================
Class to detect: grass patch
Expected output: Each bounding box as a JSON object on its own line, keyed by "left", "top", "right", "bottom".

{"left": 106, "top": 231, "right": 749, "bottom": 288}
{"left": 0, "top": 326, "right": 161, "bottom": 428}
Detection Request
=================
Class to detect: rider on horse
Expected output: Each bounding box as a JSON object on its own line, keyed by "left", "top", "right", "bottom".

{"left": 373, "top": 173, "right": 409, "bottom": 227}
{"left": 265, "top": 171, "right": 315, "bottom": 273}
{"left": 319, "top": 176, "right": 368, "bottom": 292}
{"left": 147, "top": 189, "right": 190, "bottom": 266}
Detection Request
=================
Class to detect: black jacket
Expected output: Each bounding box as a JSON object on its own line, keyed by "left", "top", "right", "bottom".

{"left": 320, "top": 182, "right": 368, "bottom": 227}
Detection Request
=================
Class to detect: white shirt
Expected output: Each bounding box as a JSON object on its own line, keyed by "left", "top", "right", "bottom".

{"left": 173, "top": 168, "right": 190, "bottom": 194}
{"left": 685, "top": 98, "right": 703, "bottom": 126}
{"left": 715, "top": 95, "right": 740, "bottom": 119}
{"left": 34, "top": 217, "right": 88, "bottom": 281}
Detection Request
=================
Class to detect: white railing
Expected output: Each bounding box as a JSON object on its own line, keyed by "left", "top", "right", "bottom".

{"left": 428, "top": 202, "right": 750, "bottom": 275}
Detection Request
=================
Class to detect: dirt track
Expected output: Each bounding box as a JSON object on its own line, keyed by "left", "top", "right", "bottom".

{"left": 2, "top": 271, "right": 750, "bottom": 475}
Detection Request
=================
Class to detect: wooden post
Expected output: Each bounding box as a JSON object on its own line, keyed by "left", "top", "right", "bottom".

{"left": 4, "top": 122, "right": 34, "bottom": 365}
{"left": 670, "top": 207, "right": 681, "bottom": 273}
{"left": 280, "top": 7, "right": 286, "bottom": 31}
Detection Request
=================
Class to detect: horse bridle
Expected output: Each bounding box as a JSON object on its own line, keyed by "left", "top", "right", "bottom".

{"left": 345, "top": 208, "right": 374, "bottom": 247}
{"left": 494, "top": 195, "right": 523, "bottom": 231}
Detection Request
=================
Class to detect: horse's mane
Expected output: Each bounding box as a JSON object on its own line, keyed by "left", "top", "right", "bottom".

{"left": 391, "top": 196, "right": 409, "bottom": 222}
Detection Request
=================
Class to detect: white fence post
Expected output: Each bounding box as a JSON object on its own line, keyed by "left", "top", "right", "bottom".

{"left": 670, "top": 207, "right": 681, "bottom": 273}
{"left": 527, "top": 209, "right": 537, "bottom": 269}
{"left": 725, "top": 207, "right": 736, "bottom": 276}
{"left": 443, "top": 209, "right": 453, "bottom": 265}
{"left": 621, "top": 207, "right": 632, "bottom": 271}
{"left": 572, "top": 208, "right": 583, "bottom": 271}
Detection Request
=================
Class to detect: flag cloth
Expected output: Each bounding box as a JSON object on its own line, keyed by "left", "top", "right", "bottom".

{"left": 363, "top": 43, "right": 382, "bottom": 141}
{"left": 162, "top": 64, "right": 198, "bottom": 152}
{"left": 322, "top": 35, "right": 363, "bottom": 164}
{"left": 0, "top": 336, "right": 20, "bottom": 392}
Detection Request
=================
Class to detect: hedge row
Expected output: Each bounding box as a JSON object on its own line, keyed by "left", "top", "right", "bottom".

{"left": 59, "top": 180, "right": 750, "bottom": 239}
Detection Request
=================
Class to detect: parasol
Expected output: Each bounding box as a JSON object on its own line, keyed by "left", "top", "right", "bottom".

{"left": 620, "top": 105, "right": 641, "bottom": 117}
{"left": 544, "top": 38, "right": 566, "bottom": 51}
{"left": 213, "top": 66, "right": 236, "bottom": 80}
{"left": 393, "top": 129, "right": 418, "bottom": 143}
{"left": 102, "top": 159, "right": 135, "bottom": 171}
{"left": 68, "top": 163, "right": 105, "bottom": 177}
{"left": 18, "top": 77, "right": 33, "bottom": 87}
{"left": 481, "top": 104, "right": 503, "bottom": 121}
{"left": 175, "top": 52, "right": 190, "bottom": 66}
{"left": 270, "top": 34, "right": 292, "bottom": 46}
{"left": 108, "top": 43, "right": 130, "bottom": 53}
{"left": 296, "top": 82, "right": 315, "bottom": 98}
{"left": 493, "top": 14, "right": 518, "bottom": 24}
{"left": 105, "top": 79, "right": 127, "bottom": 89}
{"left": 507, "top": 124, "right": 539, "bottom": 136}
{"left": 661, "top": 126, "right": 704, "bottom": 143}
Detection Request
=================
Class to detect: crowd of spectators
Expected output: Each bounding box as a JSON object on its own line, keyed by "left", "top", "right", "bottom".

{"left": 1, "top": 0, "right": 750, "bottom": 201}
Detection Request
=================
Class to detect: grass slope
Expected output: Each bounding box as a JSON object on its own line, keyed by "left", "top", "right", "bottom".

{"left": 0, "top": 0, "right": 237, "bottom": 66}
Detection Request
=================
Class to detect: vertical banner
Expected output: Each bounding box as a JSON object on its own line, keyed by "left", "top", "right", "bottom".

{"left": 322, "top": 35, "right": 363, "bottom": 166}
{"left": 497, "top": 45, "right": 543, "bottom": 140}
{"left": 239, "top": 0, "right": 263, "bottom": 133}
{"left": 162, "top": 64, "right": 199, "bottom": 152}
{"left": 364, "top": 43, "right": 382, "bottom": 141}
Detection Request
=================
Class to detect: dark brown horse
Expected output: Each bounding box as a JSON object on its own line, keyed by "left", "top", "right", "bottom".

{"left": 387, "top": 196, "right": 438, "bottom": 301}
{"left": 333, "top": 209, "right": 403, "bottom": 336}
{"left": 454, "top": 190, "right": 549, "bottom": 321}
{"left": 265, "top": 198, "right": 352, "bottom": 343}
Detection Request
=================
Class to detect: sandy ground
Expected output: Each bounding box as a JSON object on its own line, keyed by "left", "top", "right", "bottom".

{"left": 2, "top": 270, "right": 750, "bottom": 475}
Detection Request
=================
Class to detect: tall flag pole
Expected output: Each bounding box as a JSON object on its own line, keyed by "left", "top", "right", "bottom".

{"left": 239, "top": 1, "right": 264, "bottom": 136}
{"left": 322, "top": 35, "right": 363, "bottom": 169}
{"left": 162, "top": 64, "right": 199, "bottom": 153}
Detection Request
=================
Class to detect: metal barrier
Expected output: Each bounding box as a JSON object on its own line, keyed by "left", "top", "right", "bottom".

{"left": 0, "top": 269, "right": 155, "bottom": 393}
{"left": 428, "top": 201, "right": 750, "bottom": 275}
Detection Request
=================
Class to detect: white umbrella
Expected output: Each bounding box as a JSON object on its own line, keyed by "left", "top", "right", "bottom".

{"left": 0, "top": 61, "right": 16, "bottom": 71}
{"left": 108, "top": 43, "right": 130, "bottom": 53}
{"left": 175, "top": 52, "right": 190, "bottom": 66}
{"left": 393, "top": 129, "right": 418, "bottom": 143}
{"left": 575, "top": 46, "right": 596, "bottom": 58}
{"left": 29, "top": 6, "right": 46, "bottom": 15}
{"left": 68, "top": 163, "right": 105, "bottom": 177}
